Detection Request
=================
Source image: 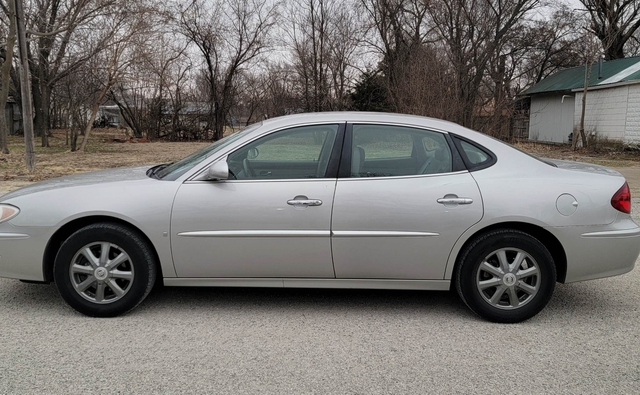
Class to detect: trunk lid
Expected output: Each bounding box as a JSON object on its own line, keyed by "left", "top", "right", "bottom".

{"left": 542, "top": 158, "right": 623, "bottom": 177}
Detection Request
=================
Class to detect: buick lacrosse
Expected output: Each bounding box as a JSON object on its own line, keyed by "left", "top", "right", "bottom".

{"left": 0, "top": 112, "right": 638, "bottom": 322}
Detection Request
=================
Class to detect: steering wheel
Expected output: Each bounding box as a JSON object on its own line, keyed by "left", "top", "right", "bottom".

{"left": 243, "top": 158, "right": 256, "bottom": 178}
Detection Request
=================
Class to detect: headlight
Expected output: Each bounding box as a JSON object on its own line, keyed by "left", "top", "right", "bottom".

{"left": 0, "top": 204, "right": 20, "bottom": 223}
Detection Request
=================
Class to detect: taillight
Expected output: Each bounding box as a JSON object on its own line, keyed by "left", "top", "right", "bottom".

{"left": 611, "top": 182, "right": 631, "bottom": 214}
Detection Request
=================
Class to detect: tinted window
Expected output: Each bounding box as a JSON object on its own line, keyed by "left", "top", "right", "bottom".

{"left": 458, "top": 140, "right": 491, "bottom": 166}
{"left": 157, "top": 123, "right": 261, "bottom": 180}
{"left": 350, "top": 125, "right": 452, "bottom": 177}
{"left": 228, "top": 124, "right": 339, "bottom": 180}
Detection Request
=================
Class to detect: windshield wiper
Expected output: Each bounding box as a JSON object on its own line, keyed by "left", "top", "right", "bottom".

{"left": 147, "top": 163, "right": 173, "bottom": 179}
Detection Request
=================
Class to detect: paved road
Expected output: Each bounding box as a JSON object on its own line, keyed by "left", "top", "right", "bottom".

{"left": 1, "top": 267, "right": 639, "bottom": 393}
{"left": 1, "top": 176, "right": 640, "bottom": 393}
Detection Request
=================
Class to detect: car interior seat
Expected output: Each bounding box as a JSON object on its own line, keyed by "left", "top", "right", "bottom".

{"left": 351, "top": 146, "right": 365, "bottom": 177}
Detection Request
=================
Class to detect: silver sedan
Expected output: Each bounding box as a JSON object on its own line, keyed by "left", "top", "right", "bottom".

{"left": 0, "top": 112, "right": 638, "bottom": 322}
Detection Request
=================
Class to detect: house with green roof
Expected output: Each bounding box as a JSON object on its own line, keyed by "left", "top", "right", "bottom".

{"left": 521, "top": 56, "right": 640, "bottom": 144}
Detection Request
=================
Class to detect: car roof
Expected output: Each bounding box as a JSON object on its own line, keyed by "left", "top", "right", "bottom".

{"left": 262, "top": 111, "right": 462, "bottom": 132}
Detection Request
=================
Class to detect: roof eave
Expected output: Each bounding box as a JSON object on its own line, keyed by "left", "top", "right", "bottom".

{"left": 570, "top": 79, "right": 640, "bottom": 92}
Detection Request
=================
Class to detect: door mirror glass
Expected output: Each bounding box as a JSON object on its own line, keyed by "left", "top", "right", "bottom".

{"left": 206, "top": 161, "right": 229, "bottom": 181}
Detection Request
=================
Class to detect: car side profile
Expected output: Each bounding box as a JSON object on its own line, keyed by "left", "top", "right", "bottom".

{"left": 0, "top": 112, "right": 638, "bottom": 322}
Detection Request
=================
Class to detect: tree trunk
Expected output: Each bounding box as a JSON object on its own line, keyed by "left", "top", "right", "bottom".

{"left": 0, "top": 0, "right": 17, "bottom": 154}
{"left": 33, "top": 78, "right": 50, "bottom": 147}
{"left": 574, "top": 62, "right": 591, "bottom": 150}
{"left": 78, "top": 84, "right": 110, "bottom": 152}
{"left": 41, "top": 82, "right": 50, "bottom": 147}
{"left": 605, "top": 43, "right": 625, "bottom": 61}
{"left": 0, "top": 110, "right": 9, "bottom": 155}
{"left": 14, "top": 0, "right": 36, "bottom": 171}
{"left": 70, "top": 126, "right": 78, "bottom": 151}
{"left": 213, "top": 106, "right": 225, "bottom": 141}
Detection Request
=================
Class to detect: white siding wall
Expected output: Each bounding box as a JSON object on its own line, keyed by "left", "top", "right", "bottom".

{"left": 529, "top": 94, "right": 574, "bottom": 143}
{"left": 625, "top": 84, "right": 640, "bottom": 143}
{"left": 574, "top": 86, "right": 628, "bottom": 140}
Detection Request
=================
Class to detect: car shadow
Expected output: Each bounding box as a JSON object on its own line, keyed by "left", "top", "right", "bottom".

{"left": 139, "top": 285, "right": 471, "bottom": 318}
{"left": 0, "top": 278, "right": 628, "bottom": 322}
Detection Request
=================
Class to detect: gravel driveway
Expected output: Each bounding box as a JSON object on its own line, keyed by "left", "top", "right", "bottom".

{"left": 1, "top": 169, "right": 639, "bottom": 394}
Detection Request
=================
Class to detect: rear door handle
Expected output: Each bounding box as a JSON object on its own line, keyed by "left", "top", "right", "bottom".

{"left": 287, "top": 196, "right": 323, "bottom": 207}
{"left": 437, "top": 195, "right": 473, "bottom": 205}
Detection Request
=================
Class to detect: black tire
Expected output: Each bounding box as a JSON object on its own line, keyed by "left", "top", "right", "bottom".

{"left": 54, "top": 223, "right": 157, "bottom": 317}
{"left": 455, "top": 229, "right": 556, "bottom": 323}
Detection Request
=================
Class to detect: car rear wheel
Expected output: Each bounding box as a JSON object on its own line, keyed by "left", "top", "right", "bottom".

{"left": 455, "top": 229, "right": 556, "bottom": 323}
{"left": 54, "top": 223, "right": 156, "bottom": 317}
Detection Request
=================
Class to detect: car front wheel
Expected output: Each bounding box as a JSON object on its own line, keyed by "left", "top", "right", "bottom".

{"left": 54, "top": 223, "right": 157, "bottom": 317}
{"left": 455, "top": 229, "right": 556, "bottom": 323}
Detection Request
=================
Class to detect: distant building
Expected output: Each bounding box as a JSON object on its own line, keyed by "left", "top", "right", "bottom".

{"left": 522, "top": 56, "right": 640, "bottom": 144}
{"left": 96, "top": 105, "right": 125, "bottom": 127}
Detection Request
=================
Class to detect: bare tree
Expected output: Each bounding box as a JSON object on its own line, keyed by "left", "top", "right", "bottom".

{"left": 26, "top": 0, "right": 119, "bottom": 147}
{"left": 289, "top": 0, "right": 331, "bottom": 112}
{"left": 179, "top": 0, "right": 278, "bottom": 141}
{"left": 427, "top": 0, "right": 541, "bottom": 128}
{"left": 517, "top": 5, "right": 587, "bottom": 87}
{"left": 289, "top": 0, "right": 362, "bottom": 111}
{"left": 78, "top": 2, "right": 157, "bottom": 151}
{"left": 359, "top": 0, "right": 430, "bottom": 110}
{"left": 109, "top": 30, "right": 192, "bottom": 140}
{"left": 253, "top": 62, "right": 299, "bottom": 118}
{"left": 580, "top": 0, "right": 640, "bottom": 60}
{"left": 326, "top": 4, "right": 362, "bottom": 110}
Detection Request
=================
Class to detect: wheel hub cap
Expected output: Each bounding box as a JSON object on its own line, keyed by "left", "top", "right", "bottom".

{"left": 69, "top": 242, "right": 134, "bottom": 304}
{"left": 476, "top": 248, "right": 541, "bottom": 310}
{"left": 94, "top": 267, "right": 108, "bottom": 281}
{"left": 503, "top": 273, "right": 516, "bottom": 286}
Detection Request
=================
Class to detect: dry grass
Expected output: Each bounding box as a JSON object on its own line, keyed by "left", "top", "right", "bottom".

{"left": 0, "top": 129, "right": 209, "bottom": 187}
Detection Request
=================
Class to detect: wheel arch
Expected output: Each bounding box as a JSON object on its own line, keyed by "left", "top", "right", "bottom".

{"left": 42, "top": 215, "right": 163, "bottom": 283}
{"left": 449, "top": 222, "right": 568, "bottom": 284}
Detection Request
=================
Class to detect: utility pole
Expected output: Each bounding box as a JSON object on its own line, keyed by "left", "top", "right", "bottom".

{"left": 13, "top": 0, "right": 36, "bottom": 171}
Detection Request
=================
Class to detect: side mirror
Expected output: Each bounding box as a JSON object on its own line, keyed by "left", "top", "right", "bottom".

{"left": 205, "top": 161, "right": 229, "bottom": 181}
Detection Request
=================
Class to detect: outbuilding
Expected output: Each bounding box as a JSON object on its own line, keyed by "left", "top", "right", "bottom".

{"left": 522, "top": 56, "right": 640, "bottom": 144}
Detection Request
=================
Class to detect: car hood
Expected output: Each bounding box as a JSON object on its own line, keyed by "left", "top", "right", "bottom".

{"left": 0, "top": 166, "right": 152, "bottom": 201}
{"left": 542, "top": 158, "right": 623, "bottom": 177}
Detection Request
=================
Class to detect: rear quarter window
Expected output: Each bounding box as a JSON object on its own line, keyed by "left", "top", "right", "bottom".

{"left": 452, "top": 136, "right": 496, "bottom": 170}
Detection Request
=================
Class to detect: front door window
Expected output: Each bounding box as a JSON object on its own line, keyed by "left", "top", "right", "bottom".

{"left": 228, "top": 124, "right": 339, "bottom": 180}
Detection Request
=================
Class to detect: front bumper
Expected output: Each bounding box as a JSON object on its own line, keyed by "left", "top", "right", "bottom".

{"left": 0, "top": 224, "right": 51, "bottom": 281}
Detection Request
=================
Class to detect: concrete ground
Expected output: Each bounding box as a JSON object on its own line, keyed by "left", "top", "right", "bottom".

{"left": 1, "top": 168, "right": 639, "bottom": 394}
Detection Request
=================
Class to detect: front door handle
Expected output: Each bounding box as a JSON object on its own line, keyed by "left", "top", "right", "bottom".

{"left": 287, "top": 196, "right": 323, "bottom": 207}
{"left": 437, "top": 195, "right": 473, "bottom": 205}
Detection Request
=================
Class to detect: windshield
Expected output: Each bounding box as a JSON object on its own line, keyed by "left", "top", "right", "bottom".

{"left": 155, "top": 123, "right": 262, "bottom": 180}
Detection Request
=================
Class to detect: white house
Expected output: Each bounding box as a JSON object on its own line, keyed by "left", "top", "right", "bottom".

{"left": 522, "top": 56, "right": 640, "bottom": 144}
